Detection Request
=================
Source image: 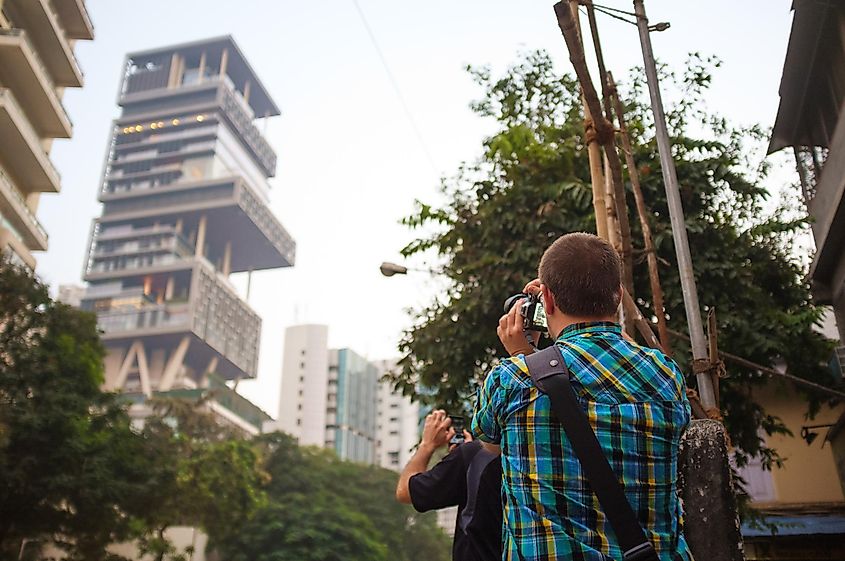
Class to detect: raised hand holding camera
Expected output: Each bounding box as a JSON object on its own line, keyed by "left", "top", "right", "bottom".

{"left": 500, "top": 281, "right": 547, "bottom": 356}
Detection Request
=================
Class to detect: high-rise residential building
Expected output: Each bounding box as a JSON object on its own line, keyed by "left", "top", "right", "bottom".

{"left": 326, "top": 348, "right": 378, "bottom": 464}
{"left": 277, "top": 324, "right": 330, "bottom": 447}
{"left": 276, "top": 325, "right": 410, "bottom": 465}
{"left": 0, "top": 0, "right": 93, "bottom": 268}
{"left": 57, "top": 283, "right": 84, "bottom": 306}
{"left": 79, "top": 36, "right": 294, "bottom": 435}
{"left": 374, "top": 359, "right": 420, "bottom": 471}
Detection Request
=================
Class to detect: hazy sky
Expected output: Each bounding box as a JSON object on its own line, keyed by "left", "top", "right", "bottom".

{"left": 37, "top": 1, "right": 794, "bottom": 417}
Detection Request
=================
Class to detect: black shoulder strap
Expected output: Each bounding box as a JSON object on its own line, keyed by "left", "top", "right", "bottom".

{"left": 524, "top": 346, "right": 658, "bottom": 561}
{"left": 459, "top": 443, "right": 498, "bottom": 534}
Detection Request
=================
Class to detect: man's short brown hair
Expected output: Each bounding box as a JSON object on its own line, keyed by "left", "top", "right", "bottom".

{"left": 538, "top": 233, "right": 622, "bottom": 318}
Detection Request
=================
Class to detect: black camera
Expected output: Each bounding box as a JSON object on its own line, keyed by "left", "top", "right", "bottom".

{"left": 504, "top": 292, "right": 548, "bottom": 332}
{"left": 449, "top": 415, "right": 465, "bottom": 445}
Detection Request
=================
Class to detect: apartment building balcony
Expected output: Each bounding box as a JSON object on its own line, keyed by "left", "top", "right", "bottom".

{"left": 5, "top": 0, "right": 84, "bottom": 87}
{"left": 52, "top": 0, "right": 94, "bottom": 41}
{"left": 0, "top": 29, "right": 72, "bottom": 138}
{"left": 95, "top": 177, "right": 295, "bottom": 271}
{"left": 0, "top": 166, "right": 48, "bottom": 250}
{"left": 96, "top": 258, "right": 261, "bottom": 379}
{"left": 0, "top": 88, "right": 62, "bottom": 193}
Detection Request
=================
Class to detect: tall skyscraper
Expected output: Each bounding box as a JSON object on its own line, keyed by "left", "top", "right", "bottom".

{"left": 80, "top": 36, "right": 294, "bottom": 433}
{"left": 0, "top": 0, "right": 94, "bottom": 268}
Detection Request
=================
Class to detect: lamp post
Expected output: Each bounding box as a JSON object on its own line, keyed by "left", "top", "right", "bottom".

{"left": 633, "top": 0, "right": 715, "bottom": 411}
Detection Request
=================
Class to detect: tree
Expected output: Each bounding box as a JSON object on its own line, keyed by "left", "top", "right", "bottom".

{"left": 132, "top": 398, "right": 268, "bottom": 561}
{"left": 389, "top": 51, "right": 840, "bottom": 466}
{"left": 0, "top": 258, "right": 148, "bottom": 560}
{"left": 215, "top": 432, "right": 451, "bottom": 561}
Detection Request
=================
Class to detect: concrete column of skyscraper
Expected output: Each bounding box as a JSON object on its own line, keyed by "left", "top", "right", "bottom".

{"left": 80, "top": 37, "right": 295, "bottom": 418}
{"left": 0, "top": 0, "right": 93, "bottom": 268}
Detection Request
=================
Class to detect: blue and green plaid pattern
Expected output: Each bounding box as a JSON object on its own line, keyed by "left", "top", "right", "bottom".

{"left": 472, "top": 322, "right": 693, "bottom": 561}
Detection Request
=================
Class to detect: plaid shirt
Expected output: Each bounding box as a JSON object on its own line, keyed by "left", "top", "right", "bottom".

{"left": 472, "top": 322, "right": 692, "bottom": 561}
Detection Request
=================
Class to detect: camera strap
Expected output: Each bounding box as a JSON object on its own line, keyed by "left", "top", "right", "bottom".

{"left": 524, "top": 345, "right": 658, "bottom": 561}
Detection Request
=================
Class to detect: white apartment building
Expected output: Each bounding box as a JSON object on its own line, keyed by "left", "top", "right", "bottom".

{"left": 275, "top": 325, "right": 420, "bottom": 468}
{"left": 374, "top": 359, "right": 420, "bottom": 472}
{"left": 276, "top": 324, "right": 330, "bottom": 447}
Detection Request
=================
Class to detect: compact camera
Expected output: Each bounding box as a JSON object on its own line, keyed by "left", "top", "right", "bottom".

{"left": 503, "top": 292, "right": 548, "bottom": 332}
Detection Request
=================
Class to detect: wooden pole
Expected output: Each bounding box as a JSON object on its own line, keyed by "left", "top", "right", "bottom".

{"left": 607, "top": 71, "right": 672, "bottom": 355}
{"left": 556, "top": 1, "right": 636, "bottom": 303}
{"left": 568, "top": 1, "right": 609, "bottom": 242}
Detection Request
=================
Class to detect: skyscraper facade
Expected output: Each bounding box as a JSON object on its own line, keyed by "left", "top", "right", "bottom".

{"left": 0, "top": 0, "right": 93, "bottom": 268}
{"left": 80, "top": 36, "right": 294, "bottom": 433}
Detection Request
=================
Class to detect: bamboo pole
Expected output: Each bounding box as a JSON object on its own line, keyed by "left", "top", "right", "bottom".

{"left": 607, "top": 71, "right": 672, "bottom": 355}
{"left": 568, "top": 1, "right": 609, "bottom": 241}
{"left": 556, "top": 1, "right": 635, "bottom": 303}
{"left": 604, "top": 154, "right": 621, "bottom": 249}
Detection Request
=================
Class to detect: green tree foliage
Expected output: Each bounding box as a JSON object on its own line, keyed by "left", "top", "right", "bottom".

{"left": 0, "top": 259, "right": 450, "bottom": 560}
{"left": 389, "top": 51, "right": 840, "bottom": 467}
{"left": 0, "top": 258, "right": 147, "bottom": 560}
{"left": 216, "top": 432, "right": 451, "bottom": 561}
{"left": 131, "top": 398, "right": 268, "bottom": 561}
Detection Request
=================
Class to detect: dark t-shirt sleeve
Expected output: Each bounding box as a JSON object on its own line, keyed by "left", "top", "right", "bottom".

{"left": 408, "top": 447, "right": 467, "bottom": 513}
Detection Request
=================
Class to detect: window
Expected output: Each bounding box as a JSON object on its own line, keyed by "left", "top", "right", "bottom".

{"left": 297, "top": 404, "right": 302, "bottom": 410}
{"left": 390, "top": 403, "right": 399, "bottom": 408}
{"left": 296, "top": 419, "right": 301, "bottom": 426}
{"left": 299, "top": 376, "right": 304, "bottom": 382}
{"left": 389, "top": 430, "right": 398, "bottom": 436}
{"left": 298, "top": 390, "right": 303, "bottom": 397}
{"left": 389, "top": 417, "right": 398, "bottom": 423}
{"left": 300, "top": 362, "right": 305, "bottom": 369}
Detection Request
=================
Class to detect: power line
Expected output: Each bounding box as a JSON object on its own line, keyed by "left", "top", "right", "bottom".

{"left": 350, "top": 0, "right": 439, "bottom": 174}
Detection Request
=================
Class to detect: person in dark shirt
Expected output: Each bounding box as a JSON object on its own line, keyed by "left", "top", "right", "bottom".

{"left": 395, "top": 409, "right": 502, "bottom": 561}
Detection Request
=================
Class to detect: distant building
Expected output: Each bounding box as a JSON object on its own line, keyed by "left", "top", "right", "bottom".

{"left": 374, "top": 359, "right": 420, "bottom": 471}
{"left": 0, "top": 0, "right": 94, "bottom": 268}
{"left": 78, "top": 36, "right": 294, "bottom": 437}
{"left": 57, "top": 283, "right": 85, "bottom": 307}
{"left": 276, "top": 324, "right": 330, "bottom": 447}
{"left": 326, "top": 348, "right": 378, "bottom": 464}
{"left": 275, "top": 325, "right": 418, "bottom": 466}
{"left": 752, "top": 2, "right": 845, "bottom": 557}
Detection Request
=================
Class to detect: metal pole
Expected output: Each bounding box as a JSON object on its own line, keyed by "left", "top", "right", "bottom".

{"left": 633, "top": 0, "right": 715, "bottom": 410}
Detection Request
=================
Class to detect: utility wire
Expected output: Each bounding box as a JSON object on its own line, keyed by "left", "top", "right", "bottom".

{"left": 350, "top": 0, "right": 439, "bottom": 174}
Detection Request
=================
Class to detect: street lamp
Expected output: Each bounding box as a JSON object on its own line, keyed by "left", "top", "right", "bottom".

{"left": 379, "top": 262, "right": 408, "bottom": 277}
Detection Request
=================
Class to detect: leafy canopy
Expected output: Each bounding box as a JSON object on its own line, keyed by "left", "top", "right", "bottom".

{"left": 389, "top": 51, "right": 839, "bottom": 466}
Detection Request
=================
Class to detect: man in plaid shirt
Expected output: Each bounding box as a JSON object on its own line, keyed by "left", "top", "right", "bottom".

{"left": 472, "top": 233, "right": 692, "bottom": 561}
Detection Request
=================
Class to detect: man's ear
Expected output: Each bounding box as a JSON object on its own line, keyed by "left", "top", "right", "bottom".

{"left": 541, "top": 284, "right": 556, "bottom": 315}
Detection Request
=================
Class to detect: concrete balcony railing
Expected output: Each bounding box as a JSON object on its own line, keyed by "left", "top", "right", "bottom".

{"left": 0, "top": 87, "right": 62, "bottom": 193}
{"left": 0, "top": 28, "right": 72, "bottom": 137}
{"left": 0, "top": 166, "right": 48, "bottom": 250}
{"left": 97, "top": 302, "right": 191, "bottom": 335}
